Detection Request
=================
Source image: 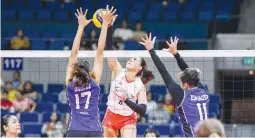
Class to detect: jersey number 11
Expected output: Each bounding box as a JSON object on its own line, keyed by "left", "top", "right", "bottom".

{"left": 196, "top": 103, "right": 208, "bottom": 120}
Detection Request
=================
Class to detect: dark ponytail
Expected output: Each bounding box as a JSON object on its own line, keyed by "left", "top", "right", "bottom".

{"left": 141, "top": 69, "right": 154, "bottom": 84}
{"left": 72, "top": 60, "right": 90, "bottom": 86}
{"left": 137, "top": 58, "right": 154, "bottom": 84}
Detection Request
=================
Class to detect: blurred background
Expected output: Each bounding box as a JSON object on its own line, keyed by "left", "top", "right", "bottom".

{"left": 1, "top": 0, "right": 255, "bottom": 137}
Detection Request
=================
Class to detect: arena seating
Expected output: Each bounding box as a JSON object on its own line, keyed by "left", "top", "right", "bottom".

{"left": 1, "top": 0, "right": 239, "bottom": 50}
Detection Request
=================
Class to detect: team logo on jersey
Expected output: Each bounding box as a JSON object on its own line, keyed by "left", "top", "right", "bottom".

{"left": 74, "top": 84, "right": 91, "bottom": 92}
{"left": 191, "top": 94, "right": 208, "bottom": 101}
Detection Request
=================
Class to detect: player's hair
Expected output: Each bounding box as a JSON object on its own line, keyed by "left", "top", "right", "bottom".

{"left": 137, "top": 58, "right": 154, "bottom": 84}
{"left": 144, "top": 128, "right": 160, "bottom": 137}
{"left": 72, "top": 60, "right": 90, "bottom": 86}
{"left": 180, "top": 68, "right": 200, "bottom": 87}
{"left": 1, "top": 114, "right": 16, "bottom": 135}
{"left": 195, "top": 119, "right": 225, "bottom": 137}
{"left": 209, "top": 132, "right": 221, "bottom": 138}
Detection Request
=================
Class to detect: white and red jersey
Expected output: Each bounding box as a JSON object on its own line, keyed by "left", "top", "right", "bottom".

{"left": 107, "top": 69, "right": 144, "bottom": 116}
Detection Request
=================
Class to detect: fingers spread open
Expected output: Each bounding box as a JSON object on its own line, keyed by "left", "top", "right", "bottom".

{"left": 111, "top": 9, "right": 117, "bottom": 15}
{"left": 139, "top": 42, "right": 145, "bottom": 45}
{"left": 79, "top": 7, "right": 83, "bottom": 15}
{"left": 175, "top": 38, "right": 179, "bottom": 44}
{"left": 110, "top": 6, "right": 114, "bottom": 12}
{"left": 152, "top": 37, "right": 156, "bottom": 44}
{"left": 166, "top": 40, "right": 171, "bottom": 46}
{"left": 170, "top": 37, "right": 173, "bottom": 44}
{"left": 76, "top": 9, "right": 80, "bottom": 15}
{"left": 84, "top": 9, "right": 88, "bottom": 16}
{"left": 141, "top": 37, "right": 146, "bottom": 42}
{"left": 145, "top": 34, "right": 149, "bottom": 40}
{"left": 74, "top": 13, "right": 78, "bottom": 18}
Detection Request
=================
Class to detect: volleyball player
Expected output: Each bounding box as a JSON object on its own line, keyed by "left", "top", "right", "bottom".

{"left": 102, "top": 14, "right": 154, "bottom": 138}
{"left": 1, "top": 114, "right": 21, "bottom": 137}
{"left": 140, "top": 33, "right": 209, "bottom": 137}
{"left": 65, "top": 7, "right": 116, "bottom": 137}
{"left": 195, "top": 119, "right": 225, "bottom": 138}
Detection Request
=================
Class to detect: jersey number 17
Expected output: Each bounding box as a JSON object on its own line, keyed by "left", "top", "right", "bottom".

{"left": 75, "top": 91, "right": 91, "bottom": 109}
{"left": 196, "top": 103, "right": 208, "bottom": 120}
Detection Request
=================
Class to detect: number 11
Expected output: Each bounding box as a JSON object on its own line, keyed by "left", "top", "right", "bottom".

{"left": 197, "top": 103, "right": 207, "bottom": 120}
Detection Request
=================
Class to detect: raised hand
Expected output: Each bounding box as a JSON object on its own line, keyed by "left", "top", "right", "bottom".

{"left": 139, "top": 33, "right": 156, "bottom": 51}
{"left": 101, "top": 5, "right": 117, "bottom": 25}
{"left": 110, "top": 14, "right": 118, "bottom": 26}
{"left": 74, "top": 7, "right": 92, "bottom": 28}
{"left": 164, "top": 36, "right": 179, "bottom": 55}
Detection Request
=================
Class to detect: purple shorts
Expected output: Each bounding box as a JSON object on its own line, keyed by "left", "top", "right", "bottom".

{"left": 66, "top": 130, "right": 103, "bottom": 137}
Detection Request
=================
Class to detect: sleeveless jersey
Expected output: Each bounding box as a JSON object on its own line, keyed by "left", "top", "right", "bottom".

{"left": 66, "top": 79, "right": 102, "bottom": 132}
{"left": 176, "top": 87, "right": 209, "bottom": 137}
{"left": 107, "top": 69, "right": 143, "bottom": 116}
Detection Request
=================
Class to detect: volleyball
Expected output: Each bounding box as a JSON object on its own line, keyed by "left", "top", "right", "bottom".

{"left": 93, "top": 9, "right": 112, "bottom": 28}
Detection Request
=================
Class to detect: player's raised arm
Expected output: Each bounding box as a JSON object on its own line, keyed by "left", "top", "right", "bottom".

{"left": 105, "top": 14, "right": 122, "bottom": 80}
{"left": 92, "top": 6, "right": 117, "bottom": 84}
{"left": 139, "top": 33, "right": 184, "bottom": 106}
{"left": 165, "top": 37, "right": 189, "bottom": 71}
{"left": 165, "top": 37, "right": 206, "bottom": 90}
{"left": 65, "top": 8, "right": 92, "bottom": 85}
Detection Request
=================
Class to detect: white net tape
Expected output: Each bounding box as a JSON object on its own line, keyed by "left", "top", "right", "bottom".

{"left": 1, "top": 50, "right": 255, "bottom": 57}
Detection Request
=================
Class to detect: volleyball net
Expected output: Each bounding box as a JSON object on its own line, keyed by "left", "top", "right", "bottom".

{"left": 1, "top": 50, "right": 255, "bottom": 136}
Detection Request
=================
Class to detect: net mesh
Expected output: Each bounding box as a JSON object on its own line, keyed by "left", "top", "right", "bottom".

{"left": 1, "top": 50, "right": 255, "bottom": 137}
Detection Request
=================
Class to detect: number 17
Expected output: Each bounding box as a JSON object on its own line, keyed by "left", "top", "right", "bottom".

{"left": 75, "top": 91, "right": 91, "bottom": 109}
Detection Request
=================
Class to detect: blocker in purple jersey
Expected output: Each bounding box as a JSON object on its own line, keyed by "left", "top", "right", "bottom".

{"left": 176, "top": 87, "right": 209, "bottom": 137}
{"left": 66, "top": 78, "right": 102, "bottom": 132}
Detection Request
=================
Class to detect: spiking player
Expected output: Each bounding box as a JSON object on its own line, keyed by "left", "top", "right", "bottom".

{"left": 140, "top": 33, "right": 209, "bottom": 137}
{"left": 65, "top": 7, "right": 116, "bottom": 137}
{"left": 102, "top": 7, "right": 154, "bottom": 137}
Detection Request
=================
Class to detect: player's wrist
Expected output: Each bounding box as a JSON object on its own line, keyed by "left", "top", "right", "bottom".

{"left": 172, "top": 51, "right": 178, "bottom": 55}
{"left": 149, "top": 48, "right": 155, "bottom": 53}
{"left": 102, "top": 22, "right": 108, "bottom": 26}
{"left": 78, "top": 25, "right": 85, "bottom": 29}
{"left": 121, "top": 96, "right": 127, "bottom": 102}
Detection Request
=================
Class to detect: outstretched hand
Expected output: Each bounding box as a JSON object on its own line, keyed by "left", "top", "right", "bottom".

{"left": 163, "top": 36, "right": 179, "bottom": 55}
{"left": 139, "top": 33, "right": 156, "bottom": 51}
{"left": 101, "top": 5, "right": 117, "bottom": 25}
{"left": 75, "top": 7, "right": 92, "bottom": 28}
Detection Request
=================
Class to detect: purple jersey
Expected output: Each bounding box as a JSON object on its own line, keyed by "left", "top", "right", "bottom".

{"left": 176, "top": 87, "right": 209, "bottom": 137}
{"left": 66, "top": 79, "right": 102, "bottom": 132}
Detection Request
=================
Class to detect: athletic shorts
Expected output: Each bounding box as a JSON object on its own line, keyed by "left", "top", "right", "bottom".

{"left": 66, "top": 130, "right": 103, "bottom": 137}
{"left": 102, "top": 108, "right": 136, "bottom": 130}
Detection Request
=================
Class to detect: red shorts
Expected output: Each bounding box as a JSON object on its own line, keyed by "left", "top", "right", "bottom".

{"left": 102, "top": 108, "right": 137, "bottom": 130}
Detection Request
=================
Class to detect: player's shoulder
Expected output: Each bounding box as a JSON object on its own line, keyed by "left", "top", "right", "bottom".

{"left": 135, "top": 76, "right": 144, "bottom": 88}
{"left": 89, "top": 78, "right": 100, "bottom": 87}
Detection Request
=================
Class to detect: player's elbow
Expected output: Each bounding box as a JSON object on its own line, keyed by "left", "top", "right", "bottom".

{"left": 139, "top": 111, "right": 146, "bottom": 117}
{"left": 138, "top": 104, "right": 147, "bottom": 116}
